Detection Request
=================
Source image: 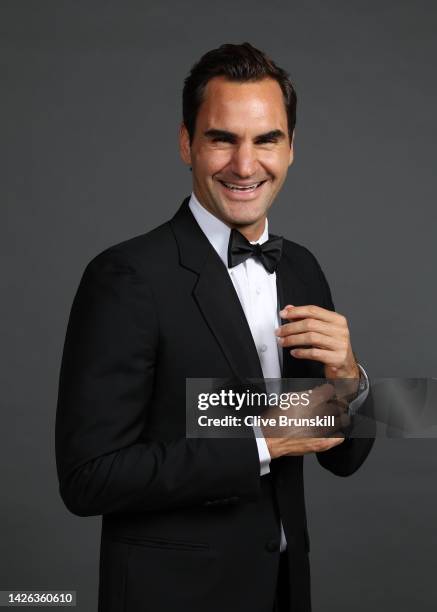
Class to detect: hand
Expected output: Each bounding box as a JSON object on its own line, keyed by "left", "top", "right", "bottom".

{"left": 261, "top": 383, "right": 350, "bottom": 458}
{"left": 275, "top": 304, "right": 360, "bottom": 383}
{"left": 266, "top": 436, "right": 345, "bottom": 459}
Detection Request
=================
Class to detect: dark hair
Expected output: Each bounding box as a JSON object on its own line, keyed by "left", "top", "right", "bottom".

{"left": 183, "top": 42, "right": 297, "bottom": 144}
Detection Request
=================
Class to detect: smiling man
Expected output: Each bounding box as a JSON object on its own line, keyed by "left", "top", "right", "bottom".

{"left": 56, "top": 43, "right": 374, "bottom": 612}
{"left": 180, "top": 75, "right": 293, "bottom": 241}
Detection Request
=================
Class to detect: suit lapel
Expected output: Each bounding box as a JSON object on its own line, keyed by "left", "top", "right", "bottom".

{"left": 170, "top": 198, "right": 264, "bottom": 379}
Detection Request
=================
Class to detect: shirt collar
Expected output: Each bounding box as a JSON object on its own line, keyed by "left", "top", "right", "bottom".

{"left": 188, "top": 191, "right": 270, "bottom": 268}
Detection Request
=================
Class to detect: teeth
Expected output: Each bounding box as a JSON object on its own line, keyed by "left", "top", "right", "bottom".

{"left": 222, "top": 181, "right": 263, "bottom": 191}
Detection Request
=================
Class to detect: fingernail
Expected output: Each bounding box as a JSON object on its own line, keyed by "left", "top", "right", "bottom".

{"left": 280, "top": 305, "right": 294, "bottom": 317}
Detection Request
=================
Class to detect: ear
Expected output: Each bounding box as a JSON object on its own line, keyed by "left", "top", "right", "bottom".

{"left": 288, "top": 130, "right": 295, "bottom": 166}
{"left": 179, "top": 123, "right": 192, "bottom": 166}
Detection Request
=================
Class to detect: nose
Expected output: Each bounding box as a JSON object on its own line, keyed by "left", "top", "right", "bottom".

{"left": 229, "top": 142, "right": 258, "bottom": 178}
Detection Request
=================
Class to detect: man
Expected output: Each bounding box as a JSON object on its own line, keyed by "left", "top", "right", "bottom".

{"left": 56, "top": 42, "right": 374, "bottom": 612}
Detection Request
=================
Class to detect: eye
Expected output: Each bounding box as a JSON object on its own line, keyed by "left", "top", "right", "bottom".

{"left": 256, "top": 137, "right": 278, "bottom": 145}
{"left": 212, "top": 137, "right": 233, "bottom": 144}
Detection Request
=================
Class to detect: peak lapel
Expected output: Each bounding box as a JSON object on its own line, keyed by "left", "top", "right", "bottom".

{"left": 170, "top": 199, "right": 264, "bottom": 379}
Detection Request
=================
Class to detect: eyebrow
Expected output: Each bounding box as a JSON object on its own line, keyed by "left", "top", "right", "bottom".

{"left": 203, "top": 129, "right": 287, "bottom": 143}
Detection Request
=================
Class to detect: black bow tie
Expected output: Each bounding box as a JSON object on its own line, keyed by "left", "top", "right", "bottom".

{"left": 227, "top": 229, "right": 283, "bottom": 273}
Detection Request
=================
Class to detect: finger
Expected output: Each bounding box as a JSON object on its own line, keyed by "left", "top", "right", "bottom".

{"left": 311, "top": 437, "right": 345, "bottom": 451}
{"left": 297, "top": 414, "right": 346, "bottom": 439}
{"left": 320, "top": 436, "right": 345, "bottom": 447}
{"left": 277, "top": 331, "right": 343, "bottom": 351}
{"left": 281, "top": 436, "right": 345, "bottom": 456}
{"left": 280, "top": 305, "right": 343, "bottom": 325}
{"left": 275, "top": 318, "right": 341, "bottom": 338}
{"left": 289, "top": 347, "right": 338, "bottom": 363}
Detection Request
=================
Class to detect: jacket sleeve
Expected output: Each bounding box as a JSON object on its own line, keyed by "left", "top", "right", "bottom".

{"left": 311, "top": 254, "right": 376, "bottom": 476}
{"left": 55, "top": 249, "right": 261, "bottom": 517}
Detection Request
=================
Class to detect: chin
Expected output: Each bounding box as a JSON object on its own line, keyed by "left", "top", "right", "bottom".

{"left": 225, "top": 213, "right": 265, "bottom": 228}
{"left": 224, "top": 204, "right": 268, "bottom": 223}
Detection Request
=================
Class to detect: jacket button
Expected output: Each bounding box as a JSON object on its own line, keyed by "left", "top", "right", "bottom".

{"left": 265, "top": 540, "right": 279, "bottom": 552}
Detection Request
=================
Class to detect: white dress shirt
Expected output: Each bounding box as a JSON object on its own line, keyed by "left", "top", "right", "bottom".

{"left": 188, "top": 191, "right": 368, "bottom": 551}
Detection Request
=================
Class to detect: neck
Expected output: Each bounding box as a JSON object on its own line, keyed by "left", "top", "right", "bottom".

{"left": 232, "top": 218, "right": 266, "bottom": 242}
{"left": 191, "top": 189, "right": 267, "bottom": 242}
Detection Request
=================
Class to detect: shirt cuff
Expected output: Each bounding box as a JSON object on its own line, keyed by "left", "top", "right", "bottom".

{"left": 348, "top": 363, "right": 370, "bottom": 415}
{"left": 252, "top": 425, "right": 271, "bottom": 476}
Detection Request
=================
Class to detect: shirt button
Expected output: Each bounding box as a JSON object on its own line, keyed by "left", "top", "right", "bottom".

{"left": 260, "top": 344, "right": 267, "bottom": 353}
{"left": 256, "top": 287, "right": 261, "bottom": 295}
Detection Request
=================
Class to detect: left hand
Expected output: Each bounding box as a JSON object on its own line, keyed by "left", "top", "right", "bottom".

{"left": 275, "top": 304, "right": 359, "bottom": 380}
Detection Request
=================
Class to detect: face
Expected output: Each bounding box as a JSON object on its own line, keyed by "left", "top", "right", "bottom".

{"left": 179, "top": 76, "right": 294, "bottom": 240}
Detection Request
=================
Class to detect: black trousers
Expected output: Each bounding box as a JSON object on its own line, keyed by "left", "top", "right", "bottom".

{"left": 273, "top": 552, "right": 290, "bottom": 612}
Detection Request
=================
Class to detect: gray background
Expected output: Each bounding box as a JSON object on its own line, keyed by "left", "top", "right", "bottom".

{"left": 2, "top": 1, "right": 436, "bottom": 610}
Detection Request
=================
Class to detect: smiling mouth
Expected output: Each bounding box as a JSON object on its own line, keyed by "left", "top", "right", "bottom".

{"left": 218, "top": 180, "right": 267, "bottom": 192}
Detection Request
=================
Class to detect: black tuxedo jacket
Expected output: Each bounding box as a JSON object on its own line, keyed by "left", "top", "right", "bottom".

{"left": 56, "top": 197, "right": 374, "bottom": 612}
